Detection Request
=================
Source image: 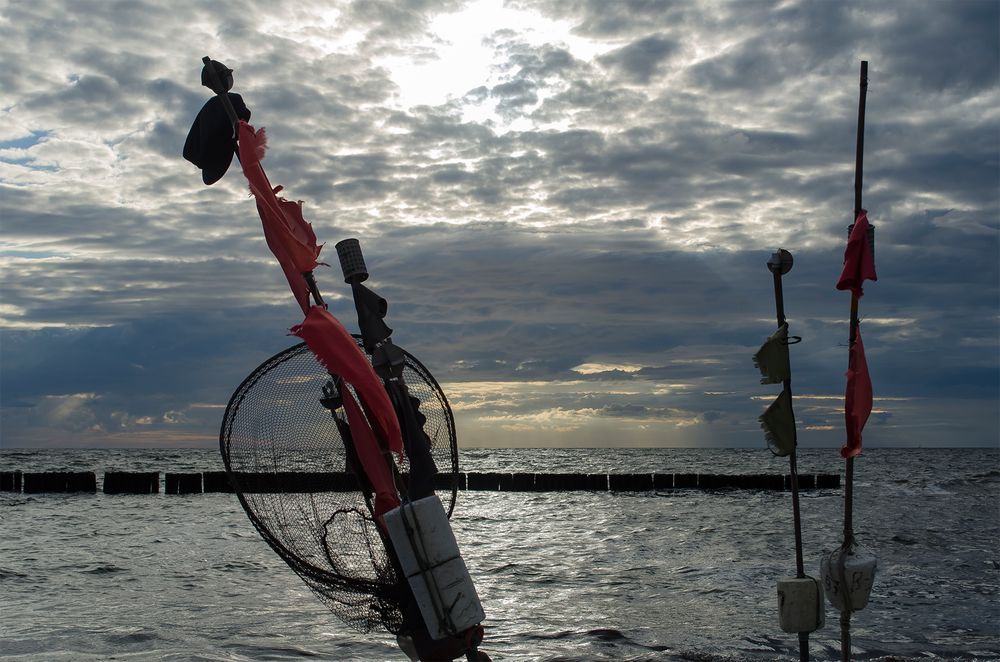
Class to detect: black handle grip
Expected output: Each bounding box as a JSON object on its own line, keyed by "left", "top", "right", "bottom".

{"left": 335, "top": 238, "right": 369, "bottom": 283}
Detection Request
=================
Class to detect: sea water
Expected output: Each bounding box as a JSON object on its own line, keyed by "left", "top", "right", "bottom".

{"left": 1, "top": 447, "right": 997, "bottom": 661}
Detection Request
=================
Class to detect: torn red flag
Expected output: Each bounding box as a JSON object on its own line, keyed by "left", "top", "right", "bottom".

{"left": 290, "top": 305, "right": 404, "bottom": 461}
{"left": 238, "top": 123, "right": 402, "bottom": 515}
{"left": 842, "top": 328, "right": 873, "bottom": 459}
{"left": 836, "top": 209, "right": 877, "bottom": 298}
{"left": 339, "top": 381, "right": 401, "bottom": 520}
{"left": 238, "top": 121, "right": 323, "bottom": 314}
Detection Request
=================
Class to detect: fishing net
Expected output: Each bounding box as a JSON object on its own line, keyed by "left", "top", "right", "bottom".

{"left": 220, "top": 339, "right": 459, "bottom": 634}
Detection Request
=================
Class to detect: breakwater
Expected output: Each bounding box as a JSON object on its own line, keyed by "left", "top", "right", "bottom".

{"left": 0, "top": 470, "right": 839, "bottom": 494}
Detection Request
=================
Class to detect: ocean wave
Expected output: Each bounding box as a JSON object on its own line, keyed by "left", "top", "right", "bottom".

{"left": 80, "top": 564, "right": 126, "bottom": 575}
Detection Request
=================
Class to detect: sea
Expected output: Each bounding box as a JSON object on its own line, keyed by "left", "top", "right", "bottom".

{"left": 0, "top": 447, "right": 997, "bottom": 662}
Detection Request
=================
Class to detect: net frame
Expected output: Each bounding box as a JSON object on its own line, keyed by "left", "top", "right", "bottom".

{"left": 219, "top": 339, "right": 458, "bottom": 633}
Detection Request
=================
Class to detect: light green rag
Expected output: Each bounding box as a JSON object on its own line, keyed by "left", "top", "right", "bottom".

{"left": 760, "top": 387, "right": 795, "bottom": 456}
{"left": 753, "top": 322, "right": 790, "bottom": 384}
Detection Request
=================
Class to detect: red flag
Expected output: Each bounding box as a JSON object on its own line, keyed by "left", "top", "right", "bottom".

{"left": 842, "top": 328, "right": 873, "bottom": 459}
{"left": 238, "top": 124, "right": 402, "bottom": 517}
{"left": 290, "top": 305, "right": 404, "bottom": 461}
{"left": 238, "top": 121, "right": 323, "bottom": 314}
{"left": 836, "top": 210, "right": 877, "bottom": 298}
{"left": 339, "top": 382, "right": 400, "bottom": 520}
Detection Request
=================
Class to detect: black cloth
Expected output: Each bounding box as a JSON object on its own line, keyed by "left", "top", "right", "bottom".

{"left": 183, "top": 93, "right": 251, "bottom": 185}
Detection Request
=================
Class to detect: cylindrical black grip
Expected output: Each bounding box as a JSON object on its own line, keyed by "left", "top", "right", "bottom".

{"left": 335, "top": 238, "right": 369, "bottom": 283}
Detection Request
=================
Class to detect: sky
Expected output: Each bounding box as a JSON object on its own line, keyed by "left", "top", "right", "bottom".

{"left": 0, "top": 0, "right": 997, "bottom": 450}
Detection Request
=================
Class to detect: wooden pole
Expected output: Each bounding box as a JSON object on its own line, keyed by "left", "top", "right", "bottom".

{"left": 840, "top": 58, "right": 869, "bottom": 662}
{"left": 854, "top": 61, "right": 868, "bottom": 222}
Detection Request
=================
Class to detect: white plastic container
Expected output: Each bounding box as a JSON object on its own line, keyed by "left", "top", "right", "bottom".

{"left": 777, "top": 576, "right": 825, "bottom": 633}
{"left": 384, "top": 495, "right": 485, "bottom": 640}
{"left": 821, "top": 544, "right": 877, "bottom": 611}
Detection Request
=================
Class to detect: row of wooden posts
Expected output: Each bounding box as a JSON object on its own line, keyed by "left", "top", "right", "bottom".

{"left": 0, "top": 470, "right": 839, "bottom": 494}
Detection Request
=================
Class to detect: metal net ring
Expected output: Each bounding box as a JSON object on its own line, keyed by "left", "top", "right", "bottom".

{"left": 219, "top": 339, "right": 458, "bottom": 633}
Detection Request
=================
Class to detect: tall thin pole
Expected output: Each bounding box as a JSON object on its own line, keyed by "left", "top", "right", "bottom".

{"left": 771, "top": 267, "right": 806, "bottom": 579}
{"left": 841, "top": 58, "right": 869, "bottom": 662}
{"left": 854, "top": 61, "right": 868, "bottom": 220}
{"left": 767, "top": 250, "right": 809, "bottom": 662}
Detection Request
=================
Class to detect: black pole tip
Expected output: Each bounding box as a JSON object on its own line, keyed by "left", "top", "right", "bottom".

{"left": 767, "top": 249, "right": 794, "bottom": 275}
{"left": 201, "top": 58, "right": 234, "bottom": 94}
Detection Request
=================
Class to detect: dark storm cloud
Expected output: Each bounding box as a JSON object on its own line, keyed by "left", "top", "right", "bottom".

{"left": 491, "top": 78, "right": 539, "bottom": 114}
{"left": 505, "top": 44, "right": 576, "bottom": 81}
{"left": 341, "top": 0, "right": 467, "bottom": 53}
{"left": 685, "top": 8, "right": 852, "bottom": 92}
{"left": 514, "top": 0, "right": 695, "bottom": 38}
{"left": 875, "top": 1, "right": 999, "bottom": 94}
{"left": 598, "top": 34, "right": 679, "bottom": 84}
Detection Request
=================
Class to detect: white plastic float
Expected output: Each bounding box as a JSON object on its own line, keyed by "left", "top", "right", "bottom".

{"left": 777, "top": 575, "right": 825, "bottom": 633}
{"left": 820, "top": 543, "right": 877, "bottom": 612}
{"left": 384, "top": 495, "right": 485, "bottom": 640}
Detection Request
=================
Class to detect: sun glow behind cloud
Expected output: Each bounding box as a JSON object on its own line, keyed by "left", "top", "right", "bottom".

{"left": 255, "top": 9, "right": 365, "bottom": 56}
{"left": 440, "top": 377, "right": 725, "bottom": 447}
{"left": 571, "top": 362, "right": 643, "bottom": 374}
{"left": 376, "top": 0, "right": 604, "bottom": 128}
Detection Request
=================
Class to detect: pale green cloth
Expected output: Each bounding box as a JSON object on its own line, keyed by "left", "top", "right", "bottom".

{"left": 754, "top": 322, "right": 790, "bottom": 384}
{"left": 760, "top": 387, "right": 795, "bottom": 456}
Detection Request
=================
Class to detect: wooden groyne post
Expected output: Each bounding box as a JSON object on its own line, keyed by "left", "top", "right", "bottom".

{"left": 103, "top": 472, "right": 159, "bottom": 494}
{"left": 21, "top": 471, "right": 97, "bottom": 493}
{"left": 1, "top": 471, "right": 23, "bottom": 492}
{"left": 165, "top": 473, "right": 203, "bottom": 494}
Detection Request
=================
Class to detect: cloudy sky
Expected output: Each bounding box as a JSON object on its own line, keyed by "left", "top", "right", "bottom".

{"left": 1, "top": 0, "right": 997, "bottom": 450}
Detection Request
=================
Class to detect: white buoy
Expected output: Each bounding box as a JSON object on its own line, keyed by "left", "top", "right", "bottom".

{"left": 821, "top": 543, "right": 877, "bottom": 612}
{"left": 384, "top": 495, "right": 485, "bottom": 640}
{"left": 777, "top": 575, "right": 825, "bottom": 633}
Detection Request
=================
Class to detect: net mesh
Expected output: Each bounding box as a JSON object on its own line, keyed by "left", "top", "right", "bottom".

{"left": 220, "top": 340, "right": 458, "bottom": 634}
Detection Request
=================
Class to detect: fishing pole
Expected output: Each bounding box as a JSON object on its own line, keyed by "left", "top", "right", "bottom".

{"left": 333, "top": 240, "right": 485, "bottom": 660}
{"left": 334, "top": 239, "right": 447, "bottom": 505}
{"left": 190, "top": 57, "right": 487, "bottom": 661}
